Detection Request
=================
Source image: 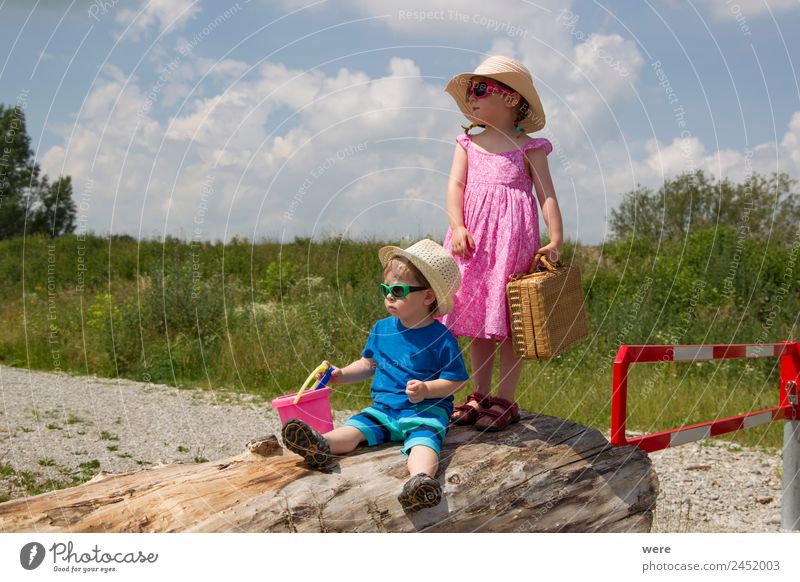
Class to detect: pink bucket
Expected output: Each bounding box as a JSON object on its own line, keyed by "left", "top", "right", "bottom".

{"left": 271, "top": 387, "right": 334, "bottom": 434}
{"left": 271, "top": 363, "right": 335, "bottom": 433}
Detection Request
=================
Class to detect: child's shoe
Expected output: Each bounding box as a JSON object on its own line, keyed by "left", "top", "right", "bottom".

{"left": 450, "top": 391, "right": 490, "bottom": 425}
{"left": 280, "top": 418, "right": 332, "bottom": 468}
{"left": 474, "top": 396, "right": 520, "bottom": 431}
{"left": 398, "top": 473, "right": 442, "bottom": 512}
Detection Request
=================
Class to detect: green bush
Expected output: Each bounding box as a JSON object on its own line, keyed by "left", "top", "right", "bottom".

{"left": 0, "top": 171, "right": 797, "bottom": 447}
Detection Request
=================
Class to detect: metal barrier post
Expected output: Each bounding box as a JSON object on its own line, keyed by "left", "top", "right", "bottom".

{"left": 782, "top": 370, "right": 800, "bottom": 530}
{"left": 610, "top": 341, "right": 800, "bottom": 530}
{"left": 610, "top": 343, "right": 799, "bottom": 452}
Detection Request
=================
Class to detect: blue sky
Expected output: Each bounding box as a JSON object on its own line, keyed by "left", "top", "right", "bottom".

{"left": 2, "top": 0, "right": 799, "bottom": 244}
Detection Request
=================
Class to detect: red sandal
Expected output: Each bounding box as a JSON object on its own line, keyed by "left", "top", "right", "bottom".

{"left": 474, "top": 396, "right": 520, "bottom": 431}
{"left": 450, "top": 391, "right": 490, "bottom": 425}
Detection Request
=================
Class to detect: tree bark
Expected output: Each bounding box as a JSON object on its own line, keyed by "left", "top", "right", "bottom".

{"left": 0, "top": 412, "right": 657, "bottom": 532}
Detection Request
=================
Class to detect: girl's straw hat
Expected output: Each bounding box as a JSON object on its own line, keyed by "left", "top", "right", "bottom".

{"left": 445, "top": 55, "right": 546, "bottom": 133}
{"left": 378, "top": 239, "right": 461, "bottom": 317}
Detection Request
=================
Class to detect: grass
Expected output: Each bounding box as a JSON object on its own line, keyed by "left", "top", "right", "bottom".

{"left": 0, "top": 460, "right": 101, "bottom": 500}
{"left": 77, "top": 460, "right": 100, "bottom": 480}
{"left": 0, "top": 231, "right": 796, "bottom": 451}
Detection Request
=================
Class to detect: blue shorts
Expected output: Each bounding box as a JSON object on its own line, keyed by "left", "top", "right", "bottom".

{"left": 344, "top": 402, "right": 450, "bottom": 458}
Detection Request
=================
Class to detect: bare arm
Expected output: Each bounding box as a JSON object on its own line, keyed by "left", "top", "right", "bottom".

{"left": 406, "top": 378, "right": 467, "bottom": 403}
{"left": 446, "top": 142, "right": 468, "bottom": 229}
{"left": 527, "top": 148, "right": 564, "bottom": 254}
{"left": 321, "top": 357, "right": 375, "bottom": 384}
{"left": 447, "top": 142, "right": 476, "bottom": 258}
{"left": 423, "top": 378, "right": 467, "bottom": 398}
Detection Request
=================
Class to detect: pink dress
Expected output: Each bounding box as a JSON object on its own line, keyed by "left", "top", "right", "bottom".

{"left": 439, "top": 133, "right": 553, "bottom": 340}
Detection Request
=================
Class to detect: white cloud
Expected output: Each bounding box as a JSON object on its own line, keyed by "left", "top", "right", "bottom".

{"left": 41, "top": 67, "right": 169, "bottom": 237}
{"left": 273, "top": 0, "right": 644, "bottom": 151}
{"left": 153, "top": 47, "right": 251, "bottom": 108}
{"left": 636, "top": 132, "right": 795, "bottom": 186}
{"left": 41, "top": 55, "right": 460, "bottom": 242}
{"left": 166, "top": 90, "right": 265, "bottom": 146}
{"left": 558, "top": 116, "right": 800, "bottom": 243}
{"left": 36, "top": 1, "right": 652, "bottom": 245}
{"left": 39, "top": 1, "right": 800, "bottom": 246}
{"left": 781, "top": 111, "right": 800, "bottom": 166}
{"left": 558, "top": 33, "right": 644, "bottom": 144}
{"left": 643, "top": 135, "right": 706, "bottom": 176}
{"left": 115, "top": 0, "right": 201, "bottom": 39}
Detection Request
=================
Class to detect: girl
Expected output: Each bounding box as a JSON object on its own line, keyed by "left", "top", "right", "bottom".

{"left": 439, "top": 55, "right": 564, "bottom": 431}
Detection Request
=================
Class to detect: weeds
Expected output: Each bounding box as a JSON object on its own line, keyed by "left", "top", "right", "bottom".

{"left": 0, "top": 231, "right": 796, "bottom": 449}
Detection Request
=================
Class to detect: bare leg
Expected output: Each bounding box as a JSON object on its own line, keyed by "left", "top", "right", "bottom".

{"left": 322, "top": 426, "right": 366, "bottom": 455}
{"left": 399, "top": 446, "right": 443, "bottom": 511}
{"left": 407, "top": 445, "right": 439, "bottom": 478}
{"left": 470, "top": 337, "right": 497, "bottom": 393}
{"left": 497, "top": 337, "right": 524, "bottom": 402}
{"left": 451, "top": 338, "right": 498, "bottom": 422}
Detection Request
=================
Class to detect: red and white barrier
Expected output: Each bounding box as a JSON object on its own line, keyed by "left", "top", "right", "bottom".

{"left": 610, "top": 342, "right": 800, "bottom": 453}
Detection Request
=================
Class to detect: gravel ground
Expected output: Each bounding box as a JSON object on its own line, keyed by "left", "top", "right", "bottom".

{"left": 0, "top": 365, "right": 788, "bottom": 532}
{"left": 649, "top": 440, "right": 784, "bottom": 532}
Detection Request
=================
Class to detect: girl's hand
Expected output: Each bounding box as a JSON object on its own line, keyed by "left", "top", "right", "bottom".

{"left": 451, "top": 226, "right": 475, "bottom": 259}
{"left": 316, "top": 360, "right": 342, "bottom": 384}
{"left": 406, "top": 379, "right": 429, "bottom": 403}
{"left": 536, "top": 242, "right": 562, "bottom": 264}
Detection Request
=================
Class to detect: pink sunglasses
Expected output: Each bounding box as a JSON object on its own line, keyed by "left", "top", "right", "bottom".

{"left": 466, "top": 80, "right": 516, "bottom": 100}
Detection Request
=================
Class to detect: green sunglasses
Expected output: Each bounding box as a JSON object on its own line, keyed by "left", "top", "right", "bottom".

{"left": 379, "top": 283, "right": 428, "bottom": 299}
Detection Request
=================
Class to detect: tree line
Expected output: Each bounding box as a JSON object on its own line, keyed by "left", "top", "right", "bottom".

{"left": 0, "top": 105, "right": 75, "bottom": 239}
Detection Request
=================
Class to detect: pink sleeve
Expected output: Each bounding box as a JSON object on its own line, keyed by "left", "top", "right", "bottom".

{"left": 523, "top": 138, "right": 553, "bottom": 156}
{"left": 455, "top": 133, "right": 470, "bottom": 151}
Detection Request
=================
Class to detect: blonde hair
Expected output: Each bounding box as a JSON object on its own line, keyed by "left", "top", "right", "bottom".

{"left": 382, "top": 256, "right": 437, "bottom": 314}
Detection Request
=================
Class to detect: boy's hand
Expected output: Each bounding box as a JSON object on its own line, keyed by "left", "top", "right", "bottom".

{"left": 316, "top": 360, "right": 342, "bottom": 384}
{"left": 406, "top": 379, "right": 428, "bottom": 403}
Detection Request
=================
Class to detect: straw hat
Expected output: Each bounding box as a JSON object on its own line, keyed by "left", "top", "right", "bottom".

{"left": 445, "top": 55, "right": 546, "bottom": 133}
{"left": 378, "top": 239, "right": 461, "bottom": 317}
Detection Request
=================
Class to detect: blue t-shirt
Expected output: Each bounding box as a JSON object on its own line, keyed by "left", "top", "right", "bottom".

{"left": 361, "top": 316, "right": 469, "bottom": 411}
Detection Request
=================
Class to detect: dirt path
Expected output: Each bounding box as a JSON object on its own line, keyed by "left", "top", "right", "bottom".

{"left": 0, "top": 366, "right": 787, "bottom": 532}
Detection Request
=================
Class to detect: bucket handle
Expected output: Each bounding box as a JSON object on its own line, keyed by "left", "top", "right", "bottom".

{"left": 293, "top": 362, "right": 331, "bottom": 404}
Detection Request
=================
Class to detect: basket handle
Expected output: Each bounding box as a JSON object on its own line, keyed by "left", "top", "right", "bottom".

{"left": 293, "top": 362, "right": 330, "bottom": 404}
{"left": 528, "top": 253, "right": 559, "bottom": 275}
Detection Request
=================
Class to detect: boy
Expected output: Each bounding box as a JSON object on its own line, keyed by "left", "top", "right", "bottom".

{"left": 281, "top": 239, "right": 468, "bottom": 512}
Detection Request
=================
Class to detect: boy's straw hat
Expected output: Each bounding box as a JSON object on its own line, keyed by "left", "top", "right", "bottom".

{"left": 445, "top": 55, "right": 546, "bottom": 133}
{"left": 378, "top": 239, "right": 461, "bottom": 317}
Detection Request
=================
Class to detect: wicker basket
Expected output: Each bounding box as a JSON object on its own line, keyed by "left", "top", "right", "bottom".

{"left": 506, "top": 253, "right": 588, "bottom": 359}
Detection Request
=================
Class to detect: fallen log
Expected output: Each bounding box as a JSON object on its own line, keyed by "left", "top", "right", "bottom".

{"left": 0, "top": 412, "right": 657, "bottom": 532}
